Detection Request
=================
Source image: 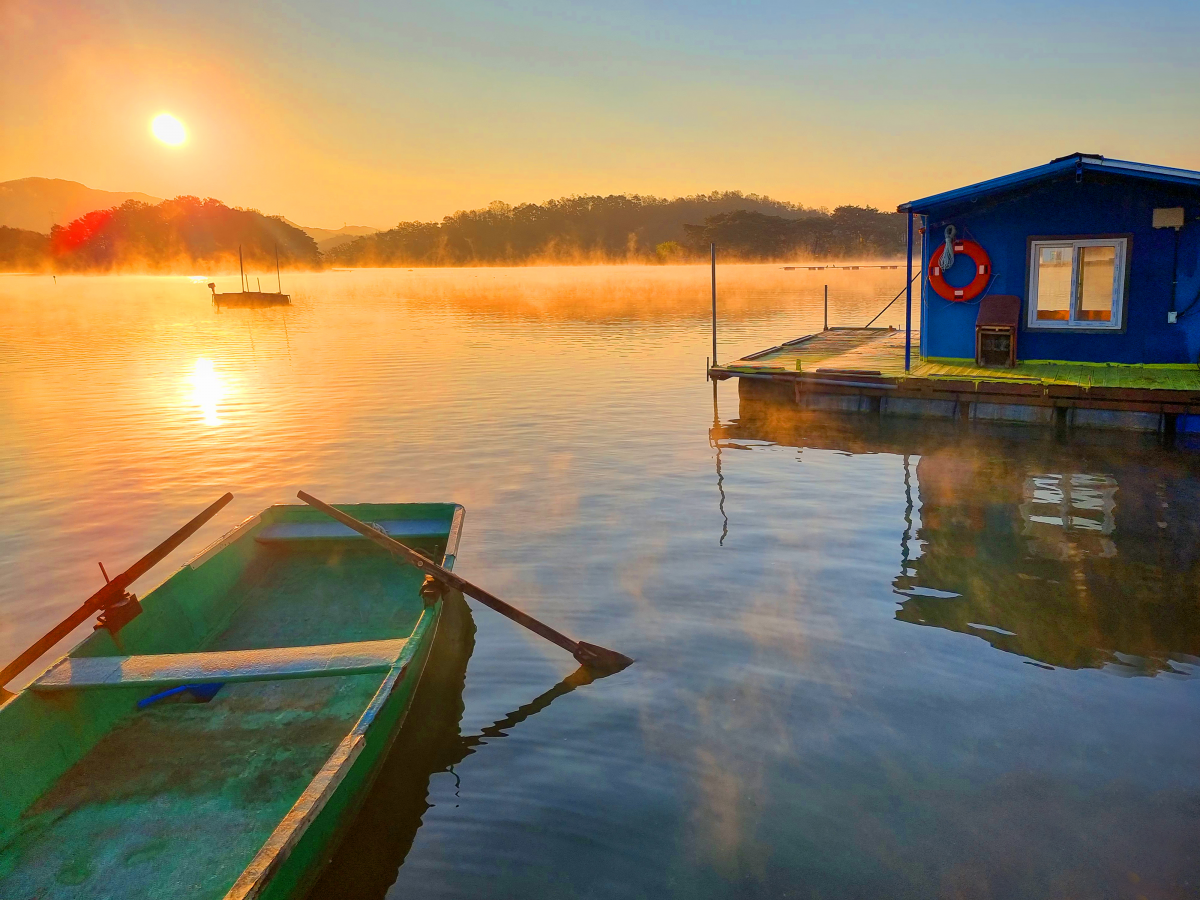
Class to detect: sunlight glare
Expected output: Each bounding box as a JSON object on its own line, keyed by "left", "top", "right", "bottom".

{"left": 152, "top": 113, "right": 187, "bottom": 146}
{"left": 188, "top": 358, "right": 224, "bottom": 426}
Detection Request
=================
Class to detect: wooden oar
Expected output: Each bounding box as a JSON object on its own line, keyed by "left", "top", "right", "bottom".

{"left": 0, "top": 493, "right": 234, "bottom": 698}
{"left": 297, "top": 491, "right": 633, "bottom": 676}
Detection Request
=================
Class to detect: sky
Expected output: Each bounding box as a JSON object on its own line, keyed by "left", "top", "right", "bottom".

{"left": 3, "top": 0, "right": 1199, "bottom": 229}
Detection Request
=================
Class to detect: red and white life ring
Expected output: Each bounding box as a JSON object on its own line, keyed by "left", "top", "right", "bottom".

{"left": 928, "top": 239, "right": 991, "bottom": 302}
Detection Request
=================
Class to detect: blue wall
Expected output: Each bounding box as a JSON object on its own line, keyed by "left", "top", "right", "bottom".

{"left": 921, "top": 175, "right": 1200, "bottom": 363}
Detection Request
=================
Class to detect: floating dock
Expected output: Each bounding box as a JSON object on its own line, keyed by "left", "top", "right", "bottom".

{"left": 710, "top": 327, "right": 1200, "bottom": 433}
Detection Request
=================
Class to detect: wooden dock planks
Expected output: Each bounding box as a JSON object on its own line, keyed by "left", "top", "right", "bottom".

{"left": 730, "top": 328, "right": 905, "bottom": 375}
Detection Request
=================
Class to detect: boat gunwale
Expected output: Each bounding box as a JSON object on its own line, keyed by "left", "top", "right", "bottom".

{"left": 188, "top": 513, "right": 264, "bottom": 570}
{"left": 220, "top": 501, "right": 467, "bottom": 900}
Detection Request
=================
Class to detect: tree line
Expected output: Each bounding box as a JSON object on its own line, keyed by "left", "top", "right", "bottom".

{"left": 681, "top": 206, "right": 907, "bottom": 260}
{"left": 0, "top": 191, "right": 908, "bottom": 272}
{"left": 331, "top": 193, "right": 906, "bottom": 266}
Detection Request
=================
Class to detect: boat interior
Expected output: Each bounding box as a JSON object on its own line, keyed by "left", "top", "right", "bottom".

{"left": 0, "top": 503, "right": 460, "bottom": 900}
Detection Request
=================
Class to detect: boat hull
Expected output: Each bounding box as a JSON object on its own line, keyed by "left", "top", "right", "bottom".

{"left": 0, "top": 502, "right": 465, "bottom": 900}
{"left": 236, "top": 598, "right": 445, "bottom": 900}
{"left": 306, "top": 586, "right": 476, "bottom": 896}
{"left": 212, "top": 292, "right": 291, "bottom": 307}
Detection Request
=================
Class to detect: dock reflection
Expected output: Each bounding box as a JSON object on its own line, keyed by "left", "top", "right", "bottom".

{"left": 714, "top": 400, "right": 1200, "bottom": 675}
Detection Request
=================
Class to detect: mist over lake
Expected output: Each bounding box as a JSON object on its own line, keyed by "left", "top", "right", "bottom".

{"left": 3, "top": 266, "right": 1197, "bottom": 899}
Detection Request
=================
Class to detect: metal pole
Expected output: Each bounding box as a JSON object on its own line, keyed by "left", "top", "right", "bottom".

{"left": 1170, "top": 228, "right": 1180, "bottom": 317}
{"left": 710, "top": 243, "right": 717, "bottom": 366}
{"left": 919, "top": 216, "right": 928, "bottom": 358}
{"left": 824, "top": 284, "right": 828, "bottom": 330}
{"left": 239, "top": 245, "right": 245, "bottom": 293}
{"left": 276, "top": 243, "right": 281, "bottom": 293}
{"left": 905, "top": 211, "right": 913, "bottom": 372}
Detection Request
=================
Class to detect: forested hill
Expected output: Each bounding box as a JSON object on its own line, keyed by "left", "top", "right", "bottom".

{"left": 682, "top": 207, "right": 907, "bottom": 260}
{"left": 331, "top": 193, "right": 906, "bottom": 266}
{"left": 0, "top": 196, "right": 320, "bottom": 273}
{"left": 0, "top": 227, "right": 51, "bottom": 272}
{"left": 0, "top": 190, "right": 907, "bottom": 272}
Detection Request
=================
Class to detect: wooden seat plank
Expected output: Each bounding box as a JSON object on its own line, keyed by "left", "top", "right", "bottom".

{"left": 32, "top": 638, "right": 408, "bottom": 691}
{"left": 255, "top": 519, "right": 448, "bottom": 543}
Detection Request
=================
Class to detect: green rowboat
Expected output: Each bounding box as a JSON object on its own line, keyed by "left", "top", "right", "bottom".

{"left": 0, "top": 501, "right": 466, "bottom": 900}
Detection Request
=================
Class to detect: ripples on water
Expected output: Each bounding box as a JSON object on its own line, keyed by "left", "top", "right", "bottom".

{"left": 1, "top": 266, "right": 1198, "bottom": 899}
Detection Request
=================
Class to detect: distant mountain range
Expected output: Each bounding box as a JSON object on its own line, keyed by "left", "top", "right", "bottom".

{"left": 0, "top": 178, "right": 378, "bottom": 249}
{"left": 283, "top": 222, "right": 381, "bottom": 254}
{"left": 0, "top": 178, "right": 162, "bottom": 233}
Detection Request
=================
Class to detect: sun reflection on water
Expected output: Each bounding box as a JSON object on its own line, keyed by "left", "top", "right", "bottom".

{"left": 187, "top": 358, "right": 225, "bottom": 426}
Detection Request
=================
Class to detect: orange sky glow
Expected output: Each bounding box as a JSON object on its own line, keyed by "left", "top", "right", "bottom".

{"left": 3, "top": 0, "right": 1198, "bottom": 229}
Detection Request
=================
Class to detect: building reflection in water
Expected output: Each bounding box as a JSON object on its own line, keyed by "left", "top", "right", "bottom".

{"left": 713, "top": 398, "right": 1200, "bottom": 676}
{"left": 1020, "top": 472, "right": 1117, "bottom": 559}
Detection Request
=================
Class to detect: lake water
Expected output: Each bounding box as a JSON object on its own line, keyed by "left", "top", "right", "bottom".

{"left": 2, "top": 265, "right": 1198, "bottom": 899}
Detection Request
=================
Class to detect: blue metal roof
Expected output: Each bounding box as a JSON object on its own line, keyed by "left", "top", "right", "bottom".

{"left": 898, "top": 153, "right": 1200, "bottom": 214}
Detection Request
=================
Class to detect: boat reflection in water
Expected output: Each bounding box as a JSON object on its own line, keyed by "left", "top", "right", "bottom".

{"left": 311, "top": 593, "right": 594, "bottom": 899}
{"left": 715, "top": 397, "right": 1200, "bottom": 677}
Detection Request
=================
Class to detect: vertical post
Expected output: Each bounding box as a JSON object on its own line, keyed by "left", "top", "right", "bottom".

{"left": 710, "top": 243, "right": 717, "bottom": 367}
{"left": 824, "top": 284, "right": 828, "bottom": 330}
{"left": 276, "top": 243, "right": 281, "bottom": 293}
{"left": 919, "top": 216, "right": 928, "bottom": 359}
{"left": 1170, "top": 227, "right": 1180, "bottom": 317}
{"left": 905, "top": 211, "right": 913, "bottom": 372}
{"left": 239, "top": 245, "right": 245, "bottom": 293}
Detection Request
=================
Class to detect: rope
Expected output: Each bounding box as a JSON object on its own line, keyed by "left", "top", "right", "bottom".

{"left": 939, "top": 225, "right": 957, "bottom": 271}
{"left": 1175, "top": 286, "right": 1200, "bottom": 320}
{"left": 864, "top": 271, "right": 921, "bottom": 327}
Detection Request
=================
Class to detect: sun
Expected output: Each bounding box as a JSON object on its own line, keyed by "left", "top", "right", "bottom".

{"left": 151, "top": 113, "right": 187, "bottom": 146}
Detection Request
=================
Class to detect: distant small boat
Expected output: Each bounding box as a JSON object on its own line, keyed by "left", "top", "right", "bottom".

{"left": 0, "top": 500, "right": 467, "bottom": 900}
{"left": 210, "top": 243, "right": 291, "bottom": 306}
{"left": 209, "top": 286, "right": 291, "bottom": 307}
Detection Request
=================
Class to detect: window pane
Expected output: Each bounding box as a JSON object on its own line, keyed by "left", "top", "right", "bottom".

{"left": 1034, "top": 246, "right": 1072, "bottom": 320}
{"left": 1076, "top": 245, "right": 1116, "bottom": 321}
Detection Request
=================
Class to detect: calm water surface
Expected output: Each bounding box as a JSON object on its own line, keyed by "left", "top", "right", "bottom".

{"left": 1, "top": 266, "right": 1198, "bottom": 899}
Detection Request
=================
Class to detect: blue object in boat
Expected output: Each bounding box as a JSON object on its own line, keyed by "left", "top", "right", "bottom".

{"left": 137, "top": 682, "right": 224, "bottom": 709}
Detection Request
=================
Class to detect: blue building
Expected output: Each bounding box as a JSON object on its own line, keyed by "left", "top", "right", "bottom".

{"left": 899, "top": 154, "right": 1200, "bottom": 366}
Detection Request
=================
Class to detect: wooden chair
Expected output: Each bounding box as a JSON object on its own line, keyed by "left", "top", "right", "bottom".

{"left": 976, "top": 295, "right": 1021, "bottom": 367}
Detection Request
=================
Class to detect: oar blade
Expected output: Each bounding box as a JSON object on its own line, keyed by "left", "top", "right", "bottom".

{"left": 572, "top": 641, "right": 634, "bottom": 677}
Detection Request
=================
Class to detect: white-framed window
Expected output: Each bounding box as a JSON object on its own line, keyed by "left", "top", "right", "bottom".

{"left": 1027, "top": 237, "right": 1128, "bottom": 329}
